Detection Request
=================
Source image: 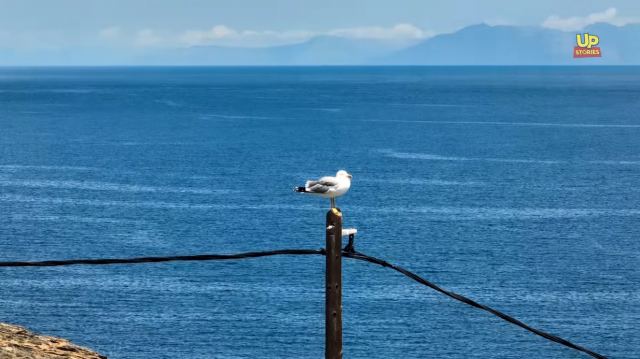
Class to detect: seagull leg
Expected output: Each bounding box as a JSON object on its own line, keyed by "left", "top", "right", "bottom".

{"left": 330, "top": 197, "right": 335, "bottom": 208}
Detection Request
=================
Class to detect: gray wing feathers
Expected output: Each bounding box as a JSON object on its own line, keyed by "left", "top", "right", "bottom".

{"left": 305, "top": 176, "right": 338, "bottom": 193}
{"left": 307, "top": 183, "right": 331, "bottom": 193}
{"left": 318, "top": 176, "right": 339, "bottom": 186}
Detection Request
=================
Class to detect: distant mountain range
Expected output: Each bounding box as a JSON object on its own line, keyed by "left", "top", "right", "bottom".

{"left": 4, "top": 23, "right": 640, "bottom": 65}
{"left": 139, "top": 36, "right": 408, "bottom": 66}
{"left": 386, "top": 23, "right": 640, "bottom": 65}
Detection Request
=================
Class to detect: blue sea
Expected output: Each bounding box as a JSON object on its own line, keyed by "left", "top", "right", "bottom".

{"left": 1, "top": 67, "right": 639, "bottom": 358}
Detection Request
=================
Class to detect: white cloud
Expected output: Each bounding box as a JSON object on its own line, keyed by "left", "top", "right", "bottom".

{"left": 177, "top": 23, "right": 431, "bottom": 47}
{"left": 327, "top": 23, "right": 431, "bottom": 40}
{"left": 99, "top": 26, "right": 121, "bottom": 40}
{"left": 134, "top": 29, "right": 162, "bottom": 47}
{"left": 542, "top": 8, "right": 635, "bottom": 31}
{"left": 179, "top": 25, "right": 313, "bottom": 47}
{"left": 100, "top": 23, "right": 433, "bottom": 48}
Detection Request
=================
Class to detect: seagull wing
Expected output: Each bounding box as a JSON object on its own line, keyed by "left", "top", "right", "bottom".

{"left": 305, "top": 176, "right": 339, "bottom": 193}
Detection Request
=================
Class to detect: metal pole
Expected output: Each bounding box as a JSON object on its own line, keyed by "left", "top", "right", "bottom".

{"left": 325, "top": 207, "right": 343, "bottom": 359}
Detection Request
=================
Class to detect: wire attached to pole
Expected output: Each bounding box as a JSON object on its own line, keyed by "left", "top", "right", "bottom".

{"left": 0, "top": 248, "right": 607, "bottom": 358}
{"left": 0, "top": 249, "right": 325, "bottom": 267}
{"left": 343, "top": 250, "right": 607, "bottom": 359}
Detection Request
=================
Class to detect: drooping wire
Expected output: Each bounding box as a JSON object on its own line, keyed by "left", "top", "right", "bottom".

{"left": 0, "top": 248, "right": 607, "bottom": 358}
{"left": 343, "top": 250, "right": 607, "bottom": 359}
{"left": 0, "top": 249, "right": 325, "bottom": 267}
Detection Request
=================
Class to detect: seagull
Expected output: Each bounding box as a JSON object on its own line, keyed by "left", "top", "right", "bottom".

{"left": 294, "top": 170, "right": 352, "bottom": 208}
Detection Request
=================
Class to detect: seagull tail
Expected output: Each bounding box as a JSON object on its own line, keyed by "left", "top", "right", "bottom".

{"left": 294, "top": 186, "right": 307, "bottom": 193}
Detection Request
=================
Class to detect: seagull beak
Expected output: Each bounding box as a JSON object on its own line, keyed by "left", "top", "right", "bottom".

{"left": 347, "top": 174, "right": 353, "bottom": 179}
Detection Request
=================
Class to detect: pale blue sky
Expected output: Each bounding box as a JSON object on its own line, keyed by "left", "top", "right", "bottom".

{"left": 0, "top": 0, "right": 638, "bottom": 50}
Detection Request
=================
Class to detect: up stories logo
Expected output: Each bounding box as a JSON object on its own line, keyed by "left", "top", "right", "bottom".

{"left": 574, "top": 33, "right": 601, "bottom": 58}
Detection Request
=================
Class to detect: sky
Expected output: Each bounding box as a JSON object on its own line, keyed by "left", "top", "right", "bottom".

{"left": 0, "top": 0, "right": 638, "bottom": 51}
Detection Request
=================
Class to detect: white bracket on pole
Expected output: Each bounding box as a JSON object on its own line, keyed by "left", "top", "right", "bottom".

{"left": 342, "top": 228, "right": 358, "bottom": 253}
{"left": 342, "top": 228, "right": 357, "bottom": 237}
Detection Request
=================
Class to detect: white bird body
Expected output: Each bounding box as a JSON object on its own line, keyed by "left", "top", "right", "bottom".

{"left": 304, "top": 175, "right": 351, "bottom": 198}
{"left": 295, "top": 170, "right": 352, "bottom": 207}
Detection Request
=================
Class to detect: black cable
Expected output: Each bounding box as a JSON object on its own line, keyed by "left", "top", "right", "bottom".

{"left": 0, "top": 249, "right": 325, "bottom": 267}
{"left": 0, "top": 248, "right": 607, "bottom": 358}
{"left": 343, "top": 250, "right": 607, "bottom": 359}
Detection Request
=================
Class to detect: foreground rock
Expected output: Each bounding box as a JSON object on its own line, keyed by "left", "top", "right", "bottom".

{"left": 0, "top": 323, "right": 106, "bottom": 359}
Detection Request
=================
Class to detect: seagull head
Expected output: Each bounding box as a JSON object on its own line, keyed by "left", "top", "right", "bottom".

{"left": 336, "top": 170, "right": 352, "bottom": 180}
